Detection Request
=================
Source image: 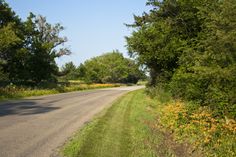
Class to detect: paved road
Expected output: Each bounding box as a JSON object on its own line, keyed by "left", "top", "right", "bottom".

{"left": 0, "top": 86, "right": 144, "bottom": 157}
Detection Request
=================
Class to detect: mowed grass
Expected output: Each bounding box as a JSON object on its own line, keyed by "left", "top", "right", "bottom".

{"left": 63, "top": 88, "right": 236, "bottom": 157}
{"left": 62, "top": 89, "right": 161, "bottom": 157}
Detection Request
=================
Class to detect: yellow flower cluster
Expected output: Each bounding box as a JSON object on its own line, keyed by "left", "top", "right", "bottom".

{"left": 223, "top": 119, "right": 236, "bottom": 133}
{"left": 158, "top": 100, "right": 236, "bottom": 155}
{"left": 88, "top": 83, "right": 118, "bottom": 88}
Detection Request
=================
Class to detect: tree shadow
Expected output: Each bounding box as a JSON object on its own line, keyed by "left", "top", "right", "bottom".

{"left": 0, "top": 101, "right": 60, "bottom": 117}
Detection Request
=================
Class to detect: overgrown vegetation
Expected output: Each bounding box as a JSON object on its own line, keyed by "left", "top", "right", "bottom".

{"left": 121, "top": 0, "right": 236, "bottom": 155}
{"left": 0, "top": 82, "right": 120, "bottom": 101}
{"left": 63, "top": 89, "right": 235, "bottom": 157}
{"left": 126, "top": 0, "right": 236, "bottom": 119}
{"left": 146, "top": 87, "right": 236, "bottom": 157}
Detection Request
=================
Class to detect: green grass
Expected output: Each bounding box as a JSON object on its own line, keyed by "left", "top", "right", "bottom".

{"left": 62, "top": 89, "right": 163, "bottom": 157}
{"left": 136, "top": 80, "right": 148, "bottom": 86}
{"left": 62, "top": 88, "right": 236, "bottom": 157}
{"left": 0, "top": 83, "right": 120, "bottom": 101}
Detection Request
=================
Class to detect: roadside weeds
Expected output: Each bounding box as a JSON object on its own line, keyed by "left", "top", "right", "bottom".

{"left": 62, "top": 90, "right": 201, "bottom": 157}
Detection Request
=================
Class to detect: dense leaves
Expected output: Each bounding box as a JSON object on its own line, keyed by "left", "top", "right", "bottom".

{"left": 82, "top": 51, "right": 144, "bottom": 84}
{"left": 0, "top": 0, "right": 70, "bottom": 84}
{"left": 60, "top": 62, "right": 79, "bottom": 81}
{"left": 127, "top": 0, "right": 236, "bottom": 118}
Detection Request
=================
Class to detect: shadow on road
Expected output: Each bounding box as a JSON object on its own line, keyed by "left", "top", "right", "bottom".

{"left": 0, "top": 101, "right": 60, "bottom": 117}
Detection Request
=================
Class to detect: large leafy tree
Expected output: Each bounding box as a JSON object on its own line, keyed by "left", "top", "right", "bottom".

{"left": 126, "top": 0, "right": 187, "bottom": 86}
{"left": 0, "top": 1, "right": 71, "bottom": 84}
{"left": 170, "top": 0, "right": 236, "bottom": 117}
{"left": 127, "top": 0, "right": 236, "bottom": 118}
{"left": 83, "top": 51, "right": 143, "bottom": 84}
{"left": 60, "top": 62, "right": 78, "bottom": 81}
{"left": 0, "top": 0, "right": 24, "bottom": 82}
{"left": 76, "top": 63, "right": 86, "bottom": 79}
{"left": 0, "top": 0, "right": 71, "bottom": 84}
{"left": 22, "top": 14, "right": 71, "bottom": 83}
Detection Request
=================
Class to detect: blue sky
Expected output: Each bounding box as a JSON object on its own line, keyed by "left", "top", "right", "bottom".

{"left": 5, "top": 0, "right": 150, "bottom": 67}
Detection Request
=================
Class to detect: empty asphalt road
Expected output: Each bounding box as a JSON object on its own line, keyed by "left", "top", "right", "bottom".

{"left": 0, "top": 86, "right": 144, "bottom": 157}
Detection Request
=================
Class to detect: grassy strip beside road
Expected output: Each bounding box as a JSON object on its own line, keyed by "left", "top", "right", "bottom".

{"left": 63, "top": 89, "right": 160, "bottom": 157}
{"left": 63, "top": 89, "right": 236, "bottom": 157}
{"left": 0, "top": 83, "right": 120, "bottom": 101}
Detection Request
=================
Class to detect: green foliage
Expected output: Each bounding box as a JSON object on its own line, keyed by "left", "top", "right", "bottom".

{"left": 169, "top": 0, "right": 236, "bottom": 118}
{"left": 152, "top": 89, "right": 236, "bottom": 157}
{"left": 0, "top": 23, "right": 21, "bottom": 51}
{"left": 0, "top": 1, "right": 70, "bottom": 84}
{"left": 82, "top": 51, "right": 144, "bottom": 84}
{"left": 145, "top": 86, "right": 171, "bottom": 104}
{"left": 76, "top": 63, "right": 86, "bottom": 79}
{"left": 0, "top": 0, "right": 24, "bottom": 82}
{"left": 60, "top": 62, "right": 79, "bottom": 81}
{"left": 22, "top": 14, "right": 71, "bottom": 83}
{"left": 127, "top": 0, "right": 236, "bottom": 118}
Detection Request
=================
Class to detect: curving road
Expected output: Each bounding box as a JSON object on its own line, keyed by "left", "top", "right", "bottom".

{"left": 0, "top": 86, "right": 144, "bottom": 157}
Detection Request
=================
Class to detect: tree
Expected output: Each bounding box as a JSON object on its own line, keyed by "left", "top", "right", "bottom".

{"left": 127, "top": 0, "right": 236, "bottom": 118}
{"left": 126, "top": 0, "right": 186, "bottom": 86}
{"left": 83, "top": 51, "right": 143, "bottom": 84}
{"left": 23, "top": 14, "right": 71, "bottom": 83}
{"left": 76, "top": 63, "right": 86, "bottom": 79}
{"left": 0, "top": 1, "right": 71, "bottom": 84}
{"left": 170, "top": 0, "right": 236, "bottom": 117}
{"left": 60, "top": 62, "right": 78, "bottom": 81}
{"left": 0, "top": 0, "right": 25, "bottom": 82}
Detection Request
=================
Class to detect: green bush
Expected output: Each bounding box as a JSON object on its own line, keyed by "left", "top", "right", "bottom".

{"left": 170, "top": 66, "right": 236, "bottom": 119}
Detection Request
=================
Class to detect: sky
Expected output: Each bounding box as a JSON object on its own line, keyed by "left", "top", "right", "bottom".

{"left": 5, "top": 0, "right": 150, "bottom": 67}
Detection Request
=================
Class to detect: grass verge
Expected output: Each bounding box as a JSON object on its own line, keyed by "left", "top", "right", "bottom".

{"left": 63, "top": 88, "right": 236, "bottom": 157}
{"left": 0, "top": 83, "right": 120, "bottom": 101}
{"left": 63, "top": 89, "right": 160, "bottom": 157}
{"left": 62, "top": 89, "right": 191, "bottom": 157}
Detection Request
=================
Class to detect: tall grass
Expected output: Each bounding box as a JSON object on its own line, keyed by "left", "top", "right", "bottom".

{"left": 0, "top": 83, "right": 120, "bottom": 101}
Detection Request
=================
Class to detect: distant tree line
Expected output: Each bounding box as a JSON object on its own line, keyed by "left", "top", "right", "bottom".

{"left": 61, "top": 51, "right": 145, "bottom": 84}
{"left": 1, "top": 1, "right": 144, "bottom": 86}
{"left": 126, "top": 0, "right": 236, "bottom": 118}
